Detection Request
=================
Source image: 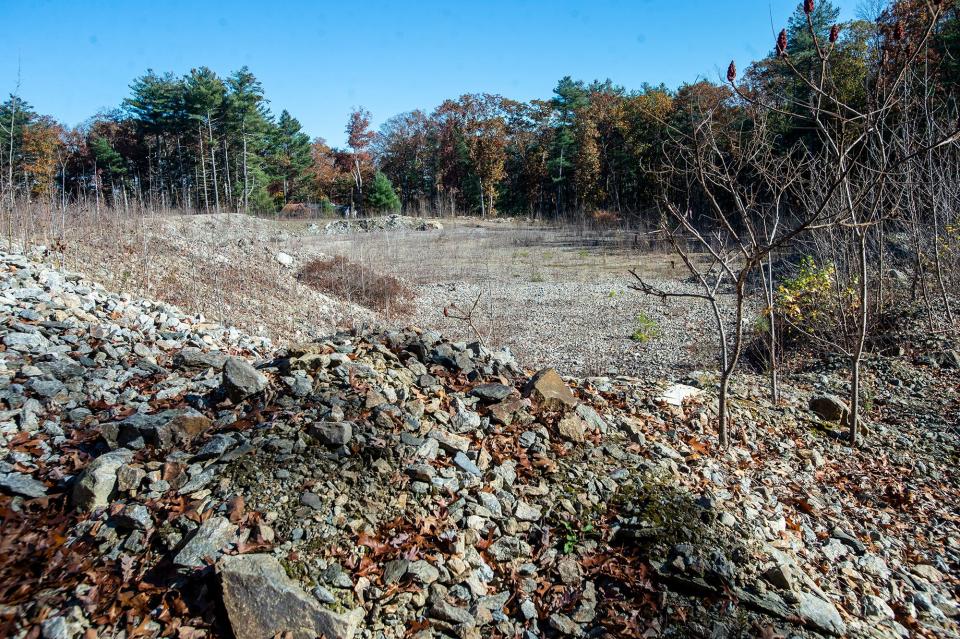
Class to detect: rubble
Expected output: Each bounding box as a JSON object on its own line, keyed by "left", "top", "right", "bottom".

{"left": 1, "top": 249, "right": 958, "bottom": 639}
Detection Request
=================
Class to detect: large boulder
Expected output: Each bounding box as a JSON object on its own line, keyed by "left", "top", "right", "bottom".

{"left": 219, "top": 554, "right": 361, "bottom": 639}
{"left": 221, "top": 357, "right": 268, "bottom": 402}
{"left": 72, "top": 450, "right": 134, "bottom": 511}
{"left": 525, "top": 368, "right": 578, "bottom": 411}
{"left": 809, "top": 394, "right": 849, "bottom": 423}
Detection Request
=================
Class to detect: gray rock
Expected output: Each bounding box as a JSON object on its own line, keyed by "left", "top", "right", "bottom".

{"left": 453, "top": 452, "right": 482, "bottom": 476}
{"left": 520, "top": 599, "right": 538, "bottom": 621}
{"left": 174, "top": 348, "right": 229, "bottom": 370}
{"left": 863, "top": 594, "right": 895, "bottom": 619}
{"left": 222, "top": 357, "right": 268, "bottom": 402}
{"left": 557, "top": 558, "right": 582, "bottom": 585}
{"left": 300, "top": 492, "right": 324, "bottom": 511}
{"left": 0, "top": 472, "right": 48, "bottom": 498}
{"left": 407, "top": 560, "right": 440, "bottom": 584}
{"left": 471, "top": 383, "right": 514, "bottom": 402}
{"left": 194, "top": 434, "right": 235, "bottom": 461}
{"left": 114, "top": 504, "right": 152, "bottom": 530}
{"left": 429, "top": 428, "right": 471, "bottom": 453}
{"left": 450, "top": 407, "right": 481, "bottom": 432}
{"left": 40, "top": 614, "right": 83, "bottom": 639}
{"left": 383, "top": 559, "right": 409, "bottom": 584}
{"left": 514, "top": 501, "right": 542, "bottom": 522}
{"left": 220, "top": 554, "right": 361, "bottom": 639}
{"left": 309, "top": 421, "right": 353, "bottom": 447}
{"left": 430, "top": 601, "right": 475, "bottom": 626}
{"left": 487, "top": 536, "right": 531, "bottom": 562}
{"left": 795, "top": 592, "right": 847, "bottom": 636}
{"left": 407, "top": 464, "right": 436, "bottom": 482}
{"left": 175, "top": 516, "right": 237, "bottom": 568}
{"left": 548, "top": 612, "right": 582, "bottom": 636}
{"left": 27, "top": 379, "right": 67, "bottom": 400}
{"left": 809, "top": 394, "right": 849, "bottom": 423}
{"left": 4, "top": 331, "right": 49, "bottom": 351}
{"left": 72, "top": 450, "right": 133, "bottom": 511}
{"left": 575, "top": 404, "right": 606, "bottom": 431}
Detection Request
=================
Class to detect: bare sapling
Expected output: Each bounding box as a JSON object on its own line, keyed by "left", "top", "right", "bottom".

{"left": 443, "top": 292, "right": 486, "bottom": 346}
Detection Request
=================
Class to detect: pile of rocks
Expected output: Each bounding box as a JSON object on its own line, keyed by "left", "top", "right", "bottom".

{"left": 1, "top": 250, "right": 958, "bottom": 639}
{"left": 317, "top": 215, "right": 444, "bottom": 235}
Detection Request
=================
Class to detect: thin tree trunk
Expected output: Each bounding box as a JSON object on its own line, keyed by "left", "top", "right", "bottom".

{"left": 207, "top": 113, "right": 220, "bottom": 212}
{"left": 849, "top": 233, "right": 868, "bottom": 445}
{"left": 200, "top": 126, "right": 209, "bottom": 213}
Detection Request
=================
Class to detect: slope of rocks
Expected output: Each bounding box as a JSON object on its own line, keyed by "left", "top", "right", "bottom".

{"left": 316, "top": 214, "right": 444, "bottom": 235}
{"left": 1, "top": 250, "right": 958, "bottom": 639}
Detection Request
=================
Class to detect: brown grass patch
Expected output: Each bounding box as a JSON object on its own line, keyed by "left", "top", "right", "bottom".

{"left": 298, "top": 255, "right": 414, "bottom": 316}
{"left": 590, "top": 209, "right": 622, "bottom": 226}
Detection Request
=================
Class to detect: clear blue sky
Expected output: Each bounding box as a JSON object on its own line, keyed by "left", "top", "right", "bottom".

{"left": 2, "top": 0, "right": 861, "bottom": 146}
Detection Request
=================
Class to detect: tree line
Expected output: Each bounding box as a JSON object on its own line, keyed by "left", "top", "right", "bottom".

{"left": 4, "top": 1, "right": 958, "bottom": 220}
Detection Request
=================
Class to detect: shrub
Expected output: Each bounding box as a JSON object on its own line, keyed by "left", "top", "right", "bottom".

{"left": 630, "top": 312, "right": 659, "bottom": 343}
{"left": 297, "top": 255, "right": 413, "bottom": 315}
{"left": 591, "top": 209, "right": 621, "bottom": 226}
{"left": 776, "top": 256, "right": 856, "bottom": 340}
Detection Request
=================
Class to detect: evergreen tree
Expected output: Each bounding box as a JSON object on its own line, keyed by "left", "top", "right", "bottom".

{"left": 265, "top": 110, "right": 312, "bottom": 204}
{"left": 366, "top": 171, "right": 401, "bottom": 212}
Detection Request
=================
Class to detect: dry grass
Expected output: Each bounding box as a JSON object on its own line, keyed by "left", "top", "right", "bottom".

{"left": 1, "top": 200, "right": 370, "bottom": 344}
{"left": 297, "top": 255, "right": 415, "bottom": 316}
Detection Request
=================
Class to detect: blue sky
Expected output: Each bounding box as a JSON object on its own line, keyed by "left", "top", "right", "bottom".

{"left": 2, "top": 0, "right": 861, "bottom": 145}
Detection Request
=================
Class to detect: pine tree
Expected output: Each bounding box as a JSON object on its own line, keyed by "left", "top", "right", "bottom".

{"left": 366, "top": 171, "right": 401, "bottom": 212}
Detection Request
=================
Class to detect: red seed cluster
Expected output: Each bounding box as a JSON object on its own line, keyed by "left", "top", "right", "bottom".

{"left": 777, "top": 29, "right": 788, "bottom": 56}
{"left": 727, "top": 61, "right": 737, "bottom": 83}
{"left": 804, "top": 0, "right": 815, "bottom": 15}
{"left": 829, "top": 24, "right": 840, "bottom": 43}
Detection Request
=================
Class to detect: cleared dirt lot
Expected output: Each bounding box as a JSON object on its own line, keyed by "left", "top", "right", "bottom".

{"left": 52, "top": 212, "right": 728, "bottom": 378}
{"left": 297, "top": 218, "right": 728, "bottom": 377}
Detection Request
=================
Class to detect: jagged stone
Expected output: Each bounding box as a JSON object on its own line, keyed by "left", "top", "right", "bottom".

{"left": 222, "top": 357, "right": 268, "bottom": 402}
{"left": 809, "top": 394, "right": 849, "bottom": 423}
{"left": 0, "top": 472, "right": 47, "bottom": 498}
{"left": 525, "top": 368, "right": 578, "bottom": 411}
{"left": 174, "top": 516, "right": 237, "bottom": 568}
{"left": 72, "top": 450, "right": 133, "bottom": 511}
{"left": 309, "top": 421, "right": 353, "bottom": 447}
{"left": 219, "top": 554, "right": 361, "bottom": 639}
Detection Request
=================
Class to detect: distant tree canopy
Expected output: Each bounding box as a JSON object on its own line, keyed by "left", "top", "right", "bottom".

{"left": 1, "top": 0, "right": 958, "bottom": 217}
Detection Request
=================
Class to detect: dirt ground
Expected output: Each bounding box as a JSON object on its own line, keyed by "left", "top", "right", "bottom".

{"left": 53, "top": 212, "right": 732, "bottom": 378}
{"left": 292, "top": 217, "right": 730, "bottom": 377}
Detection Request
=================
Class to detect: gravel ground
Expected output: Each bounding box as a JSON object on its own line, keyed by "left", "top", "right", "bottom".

{"left": 48, "top": 212, "right": 742, "bottom": 379}
{"left": 296, "top": 218, "right": 741, "bottom": 378}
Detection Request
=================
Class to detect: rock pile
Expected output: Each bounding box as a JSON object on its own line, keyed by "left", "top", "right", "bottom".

{"left": 1, "top": 250, "right": 958, "bottom": 639}
{"left": 316, "top": 214, "right": 444, "bottom": 235}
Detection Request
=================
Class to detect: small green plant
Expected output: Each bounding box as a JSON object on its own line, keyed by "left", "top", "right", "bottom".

{"left": 578, "top": 249, "right": 590, "bottom": 258}
{"left": 560, "top": 520, "right": 595, "bottom": 554}
{"left": 530, "top": 271, "right": 545, "bottom": 283}
{"left": 630, "top": 312, "right": 659, "bottom": 343}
